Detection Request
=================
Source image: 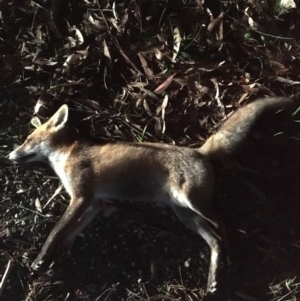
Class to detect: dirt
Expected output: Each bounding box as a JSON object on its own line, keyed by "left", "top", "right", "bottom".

{"left": 1, "top": 0, "right": 300, "bottom": 300}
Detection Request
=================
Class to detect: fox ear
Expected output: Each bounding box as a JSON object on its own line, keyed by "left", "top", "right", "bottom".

{"left": 48, "top": 104, "right": 69, "bottom": 131}
{"left": 31, "top": 117, "right": 42, "bottom": 128}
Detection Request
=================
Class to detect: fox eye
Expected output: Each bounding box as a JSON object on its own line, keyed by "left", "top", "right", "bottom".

{"left": 26, "top": 138, "right": 32, "bottom": 143}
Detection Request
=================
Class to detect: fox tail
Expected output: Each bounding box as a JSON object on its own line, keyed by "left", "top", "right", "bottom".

{"left": 199, "top": 97, "right": 297, "bottom": 160}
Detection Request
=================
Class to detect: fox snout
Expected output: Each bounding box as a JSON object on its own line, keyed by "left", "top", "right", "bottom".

{"left": 9, "top": 148, "right": 22, "bottom": 163}
{"left": 8, "top": 137, "right": 43, "bottom": 163}
{"left": 8, "top": 147, "right": 36, "bottom": 163}
{"left": 8, "top": 149, "right": 19, "bottom": 162}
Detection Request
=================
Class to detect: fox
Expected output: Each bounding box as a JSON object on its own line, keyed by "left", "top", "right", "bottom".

{"left": 8, "top": 96, "right": 297, "bottom": 295}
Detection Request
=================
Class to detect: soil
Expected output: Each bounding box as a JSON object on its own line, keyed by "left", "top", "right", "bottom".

{"left": 1, "top": 1, "right": 300, "bottom": 300}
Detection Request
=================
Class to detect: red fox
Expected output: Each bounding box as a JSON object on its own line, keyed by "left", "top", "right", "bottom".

{"left": 8, "top": 97, "right": 297, "bottom": 295}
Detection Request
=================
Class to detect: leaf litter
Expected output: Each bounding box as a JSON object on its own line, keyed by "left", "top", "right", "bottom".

{"left": 0, "top": 0, "right": 300, "bottom": 300}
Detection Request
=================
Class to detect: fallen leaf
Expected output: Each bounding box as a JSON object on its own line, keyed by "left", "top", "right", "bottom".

{"left": 35, "top": 198, "right": 42, "bottom": 213}
{"left": 74, "top": 28, "right": 84, "bottom": 45}
{"left": 153, "top": 73, "right": 177, "bottom": 94}
{"left": 207, "top": 12, "right": 224, "bottom": 33}
{"left": 34, "top": 87, "right": 49, "bottom": 117}
{"left": 63, "top": 53, "right": 79, "bottom": 75}
{"left": 235, "top": 291, "right": 258, "bottom": 301}
{"left": 274, "top": 76, "right": 300, "bottom": 85}
{"left": 143, "top": 99, "right": 153, "bottom": 116}
{"left": 243, "top": 181, "right": 267, "bottom": 203}
{"left": 103, "top": 39, "right": 111, "bottom": 60}
{"left": 138, "top": 52, "right": 154, "bottom": 79}
{"left": 103, "top": 205, "right": 118, "bottom": 217}
{"left": 279, "top": 0, "right": 296, "bottom": 9}
{"left": 172, "top": 27, "right": 182, "bottom": 61}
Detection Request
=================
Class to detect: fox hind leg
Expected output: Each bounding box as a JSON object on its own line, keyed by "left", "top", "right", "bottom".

{"left": 170, "top": 203, "right": 225, "bottom": 294}
{"left": 187, "top": 202, "right": 232, "bottom": 267}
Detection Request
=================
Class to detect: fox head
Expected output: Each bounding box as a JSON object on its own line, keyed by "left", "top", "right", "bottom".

{"left": 9, "top": 105, "right": 70, "bottom": 164}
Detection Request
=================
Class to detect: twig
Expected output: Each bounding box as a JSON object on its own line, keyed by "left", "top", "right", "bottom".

{"left": 17, "top": 205, "right": 48, "bottom": 218}
{"left": 240, "top": 23, "right": 293, "bottom": 40}
{"left": 126, "top": 288, "right": 148, "bottom": 300}
{"left": 43, "top": 184, "right": 63, "bottom": 209}
{"left": 96, "top": 3, "right": 142, "bottom": 75}
{"left": 0, "top": 260, "right": 13, "bottom": 297}
{"left": 251, "top": 28, "right": 293, "bottom": 40}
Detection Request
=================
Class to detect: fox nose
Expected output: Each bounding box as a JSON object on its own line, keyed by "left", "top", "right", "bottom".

{"left": 8, "top": 151, "right": 16, "bottom": 161}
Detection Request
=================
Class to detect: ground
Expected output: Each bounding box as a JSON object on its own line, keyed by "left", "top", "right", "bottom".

{"left": 0, "top": 1, "right": 300, "bottom": 300}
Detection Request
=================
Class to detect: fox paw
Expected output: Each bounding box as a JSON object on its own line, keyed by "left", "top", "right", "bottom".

{"left": 31, "top": 258, "right": 47, "bottom": 271}
{"left": 31, "top": 252, "right": 52, "bottom": 270}
{"left": 31, "top": 251, "right": 63, "bottom": 276}
{"left": 206, "top": 281, "right": 217, "bottom": 295}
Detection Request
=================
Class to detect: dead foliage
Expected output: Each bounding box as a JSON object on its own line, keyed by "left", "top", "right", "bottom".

{"left": 1, "top": 0, "right": 300, "bottom": 300}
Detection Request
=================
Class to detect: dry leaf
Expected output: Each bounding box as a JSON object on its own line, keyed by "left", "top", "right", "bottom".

{"left": 172, "top": 27, "right": 182, "bottom": 61}
{"left": 103, "top": 39, "right": 111, "bottom": 60}
{"left": 243, "top": 181, "right": 267, "bottom": 203}
{"left": 207, "top": 12, "right": 224, "bottom": 33}
{"left": 35, "top": 198, "right": 42, "bottom": 213}
{"left": 138, "top": 52, "right": 154, "bottom": 79}
{"left": 161, "top": 95, "right": 168, "bottom": 134}
{"left": 279, "top": 0, "right": 296, "bottom": 9}
{"left": 63, "top": 53, "right": 79, "bottom": 75}
{"left": 269, "top": 60, "right": 285, "bottom": 70}
{"left": 154, "top": 116, "right": 164, "bottom": 136}
{"left": 103, "top": 205, "right": 118, "bottom": 217}
{"left": 153, "top": 73, "right": 177, "bottom": 94}
{"left": 74, "top": 28, "right": 84, "bottom": 45}
{"left": 235, "top": 291, "right": 258, "bottom": 301}
{"left": 34, "top": 87, "right": 49, "bottom": 117}
{"left": 274, "top": 77, "right": 300, "bottom": 85}
{"left": 154, "top": 48, "right": 175, "bottom": 62}
{"left": 143, "top": 99, "right": 153, "bottom": 116}
{"left": 238, "top": 92, "right": 249, "bottom": 104}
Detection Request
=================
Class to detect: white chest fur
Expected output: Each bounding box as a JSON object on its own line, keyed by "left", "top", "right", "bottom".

{"left": 49, "top": 151, "right": 72, "bottom": 197}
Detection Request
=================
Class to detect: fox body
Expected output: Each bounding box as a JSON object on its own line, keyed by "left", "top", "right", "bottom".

{"left": 8, "top": 97, "right": 296, "bottom": 294}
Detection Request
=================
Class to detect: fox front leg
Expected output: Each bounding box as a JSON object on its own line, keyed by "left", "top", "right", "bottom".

{"left": 31, "top": 195, "right": 94, "bottom": 272}
{"left": 35, "top": 199, "right": 102, "bottom": 274}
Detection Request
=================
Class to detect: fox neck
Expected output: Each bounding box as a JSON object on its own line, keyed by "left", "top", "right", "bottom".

{"left": 46, "top": 128, "right": 80, "bottom": 196}
{"left": 44, "top": 128, "right": 79, "bottom": 167}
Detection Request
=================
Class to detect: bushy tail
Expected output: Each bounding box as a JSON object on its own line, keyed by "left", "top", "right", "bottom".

{"left": 199, "top": 97, "right": 297, "bottom": 160}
